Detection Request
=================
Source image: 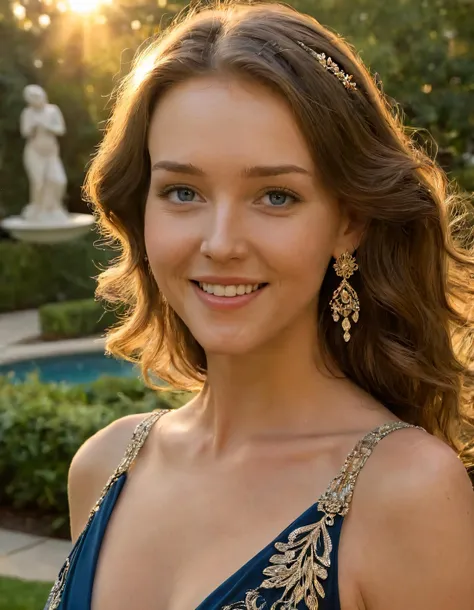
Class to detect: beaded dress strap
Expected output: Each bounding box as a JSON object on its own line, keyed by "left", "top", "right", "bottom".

{"left": 116, "top": 408, "right": 170, "bottom": 475}
{"left": 318, "top": 420, "right": 425, "bottom": 516}
{"left": 84, "top": 409, "right": 170, "bottom": 528}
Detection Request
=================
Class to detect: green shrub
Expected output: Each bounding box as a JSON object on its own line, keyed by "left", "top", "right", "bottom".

{"left": 0, "top": 374, "right": 189, "bottom": 532}
{"left": 39, "top": 299, "right": 116, "bottom": 340}
{"left": 0, "top": 233, "right": 112, "bottom": 313}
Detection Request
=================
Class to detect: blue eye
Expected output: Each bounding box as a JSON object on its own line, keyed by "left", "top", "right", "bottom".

{"left": 268, "top": 192, "right": 289, "bottom": 206}
{"left": 264, "top": 190, "right": 299, "bottom": 207}
{"left": 158, "top": 186, "right": 197, "bottom": 204}
{"left": 173, "top": 188, "right": 196, "bottom": 202}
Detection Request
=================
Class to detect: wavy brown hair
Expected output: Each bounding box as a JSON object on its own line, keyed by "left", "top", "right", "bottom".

{"left": 84, "top": 0, "right": 474, "bottom": 472}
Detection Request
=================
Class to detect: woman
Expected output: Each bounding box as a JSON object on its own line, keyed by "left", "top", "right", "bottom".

{"left": 44, "top": 2, "right": 474, "bottom": 609}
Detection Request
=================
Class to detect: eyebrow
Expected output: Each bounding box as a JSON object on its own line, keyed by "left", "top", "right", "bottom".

{"left": 151, "top": 161, "right": 312, "bottom": 177}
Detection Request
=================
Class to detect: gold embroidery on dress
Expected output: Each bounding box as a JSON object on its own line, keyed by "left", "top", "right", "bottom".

{"left": 45, "top": 558, "right": 70, "bottom": 610}
{"left": 43, "top": 409, "right": 169, "bottom": 610}
{"left": 223, "top": 421, "right": 424, "bottom": 610}
{"left": 261, "top": 513, "right": 333, "bottom": 608}
{"left": 223, "top": 590, "right": 266, "bottom": 610}
{"left": 317, "top": 421, "right": 423, "bottom": 516}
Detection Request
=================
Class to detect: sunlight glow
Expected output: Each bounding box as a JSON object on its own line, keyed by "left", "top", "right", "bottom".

{"left": 132, "top": 50, "right": 158, "bottom": 89}
{"left": 38, "top": 13, "right": 51, "bottom": 27}
{"left": 68, "top": 0, "right": 110, "bottom": 14}
{"left": 12, "top": 3, "right": 26, "bottom": 19}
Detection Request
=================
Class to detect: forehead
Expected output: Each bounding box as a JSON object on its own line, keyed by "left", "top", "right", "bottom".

{"left": 148, "top": 75, "right": 314, "bottom": 169}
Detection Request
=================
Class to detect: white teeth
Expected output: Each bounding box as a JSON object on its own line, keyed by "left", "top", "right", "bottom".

{"left": 224, "top": 285, "right": 237, "bottom": 297}
{"left": 197, "top": 282, "right": 263, "bottom": 297}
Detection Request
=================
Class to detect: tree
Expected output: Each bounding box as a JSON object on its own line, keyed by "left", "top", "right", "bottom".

{"left": 293, "top": 0, "right": 474, "bottom": 188}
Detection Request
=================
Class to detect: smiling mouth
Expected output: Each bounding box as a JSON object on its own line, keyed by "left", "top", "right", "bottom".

{"left": 190, "top": 281, "right": 268, "bottom": 298}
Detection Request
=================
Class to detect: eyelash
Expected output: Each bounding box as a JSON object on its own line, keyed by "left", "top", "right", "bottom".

{"left": 156, "top": 185, "right": 302, "bottom": 207}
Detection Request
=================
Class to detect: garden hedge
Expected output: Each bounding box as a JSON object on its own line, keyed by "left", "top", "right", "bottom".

{"left": 0, "top": 232, "right": 112, "bottom": 313}
{"left": 39, "top": 299, "right": 117, "bottom": 340}
{"left": 0, "top": 374, "right": 189, "bottom": 535}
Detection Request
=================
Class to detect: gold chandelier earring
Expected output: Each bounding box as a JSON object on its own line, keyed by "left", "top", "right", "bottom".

{"left": 329, "top": 251, "right": 360, "bottom": 343}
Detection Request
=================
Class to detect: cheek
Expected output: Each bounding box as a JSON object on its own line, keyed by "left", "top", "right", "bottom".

{"left": 266, "top": 214, "right": 337, "bottom": 291}
{"left": 143, "top": 206, "right": 194, "bottom": 284}
{"left": 144, "top": 204, "right": 195, "bottom": 267}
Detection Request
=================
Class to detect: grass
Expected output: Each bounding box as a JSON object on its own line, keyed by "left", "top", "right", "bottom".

{"left": 0, "top": 576, "right": 52, "bottom": 609}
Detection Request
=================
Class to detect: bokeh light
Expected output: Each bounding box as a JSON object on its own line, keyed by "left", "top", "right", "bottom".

{"left": 12, "top": 3, "right": 26, "bottom": 19}
{"left": 38, "top": 14, "right": 51, "bottom": 27}
{"left": 68, "top": 0, "right": 107, "bottom": 14}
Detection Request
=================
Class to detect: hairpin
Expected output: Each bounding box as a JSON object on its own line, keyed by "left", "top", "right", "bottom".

{"left": 296, "top": 41, "right": 357, "bottom": 91}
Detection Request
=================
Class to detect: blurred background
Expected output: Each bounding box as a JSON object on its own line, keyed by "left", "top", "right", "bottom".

{"left": 2, "top": 0, "right": 474, "bottom": 219}
{"left": 0, "top": 1, "right": 472, "bottom": 607}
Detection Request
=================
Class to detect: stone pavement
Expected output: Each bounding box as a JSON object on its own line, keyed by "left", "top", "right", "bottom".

{"left": 0, "top": 308, "right": 40, "bottom": 352}
{"left": 0, "top": 528, "right": 71, "bottom": 582}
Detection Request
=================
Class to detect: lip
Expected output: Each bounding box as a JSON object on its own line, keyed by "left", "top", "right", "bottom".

{"left": 190, "top": 280, "right": 267, "bottom": 311}
{"left": 191, "top": 276, "right": 265, "bottom": 285}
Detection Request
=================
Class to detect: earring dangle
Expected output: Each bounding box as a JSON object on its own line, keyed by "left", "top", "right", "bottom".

{"left": 329, "top": 251, "right": 360, "bottom": 343}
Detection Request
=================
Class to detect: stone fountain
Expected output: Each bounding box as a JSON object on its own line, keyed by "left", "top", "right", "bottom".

{"left": 1, "top": 85, "right": 94, "bottom": 244}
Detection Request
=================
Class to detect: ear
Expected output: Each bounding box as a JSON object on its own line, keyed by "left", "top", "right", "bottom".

{"left": 332, "top": 210, "right": 365, "bottom": 259}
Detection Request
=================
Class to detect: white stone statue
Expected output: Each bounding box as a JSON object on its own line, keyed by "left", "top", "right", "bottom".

{"left": 1, "top": 84, "right": 94, "bottom": 243}
{"left": 20, "top": 84, "right": 69, "bottom": 223}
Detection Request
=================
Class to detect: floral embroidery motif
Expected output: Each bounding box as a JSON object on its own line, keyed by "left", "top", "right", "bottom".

{"left": 222, "top": 421, "right": 423, "bottom": 610}
{"left": 43, "top": 409, "right": 169, "bottom": 610}
{"left": 223, "top": 590, "right": 266, "bottom": 610}
{"left": 223, "top": 514, "right": 333, "bottom": 610}
{"left": 261, "top": 512, "right": 334, "bottom": 609}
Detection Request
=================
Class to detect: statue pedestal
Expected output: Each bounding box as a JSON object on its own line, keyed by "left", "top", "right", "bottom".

{"left": 1, "top": 213, "right": 95, "bottom": 244}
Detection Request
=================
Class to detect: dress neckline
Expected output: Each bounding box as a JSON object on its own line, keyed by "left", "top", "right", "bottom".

{"left": 90, "top": 412, "right": 420, "bottom": 610}
{"left": 133, "top": 412, "right": 419, "bottom": 609}
{"left": 194, "top": 492, "right": 330, "bottom": 608}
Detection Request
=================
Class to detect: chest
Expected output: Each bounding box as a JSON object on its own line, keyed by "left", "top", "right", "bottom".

{"left": 90, "top": 455, "right": 359, "bottom": 610}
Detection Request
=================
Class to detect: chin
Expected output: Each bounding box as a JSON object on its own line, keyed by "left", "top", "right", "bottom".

{"left": 192, "top": 329, "right": 266, "bottom": 357}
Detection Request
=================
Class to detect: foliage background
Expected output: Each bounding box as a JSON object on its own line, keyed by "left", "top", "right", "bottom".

{"left": 0, "top": 374, "right": 187, "bottom": 534}
{"left": 0, "top": 0, "right": 473, "bottom": 217}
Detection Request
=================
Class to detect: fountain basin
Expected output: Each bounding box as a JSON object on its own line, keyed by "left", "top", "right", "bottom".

{"left": 1, "top": 213, "right": 95, "bottom": 244}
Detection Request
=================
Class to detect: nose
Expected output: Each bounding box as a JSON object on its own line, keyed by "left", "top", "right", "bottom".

{"left": 200, "top": 202, "right": 248, "bottom": 262}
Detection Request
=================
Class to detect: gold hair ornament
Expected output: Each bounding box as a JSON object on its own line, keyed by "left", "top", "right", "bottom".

{"left": 296, "top": 41, "right": 357, "bottom": 91}
{"left": 329, "top": 251, "right": 360, "bottom": 342}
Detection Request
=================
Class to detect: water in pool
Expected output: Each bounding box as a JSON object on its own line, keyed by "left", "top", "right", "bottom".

{"left": 0, "top": 352, "right": 138, "bottom": 384}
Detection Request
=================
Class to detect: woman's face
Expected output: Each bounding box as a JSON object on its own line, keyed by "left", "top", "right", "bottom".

{"left": 145, "top": 75, "right": 353, "bottom": 356}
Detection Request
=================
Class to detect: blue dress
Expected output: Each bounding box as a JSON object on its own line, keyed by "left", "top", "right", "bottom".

{"left": 43, "top": 410, "right": 421, "bottom": 610}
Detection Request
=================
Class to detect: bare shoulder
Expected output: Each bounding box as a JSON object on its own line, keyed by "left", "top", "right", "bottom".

{"left": 359, "top": 425, "right": 472, "bottom": 505}
{"left": 67, "top": 412, "right": 154, "bottom": 544}
{"left": 351, "top": 426, "right": 474, "bottom": 609}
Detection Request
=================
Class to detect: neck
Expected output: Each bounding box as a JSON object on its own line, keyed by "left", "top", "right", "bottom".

{"left": 190, "top": 314, "right": 358, "bottom": 453}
